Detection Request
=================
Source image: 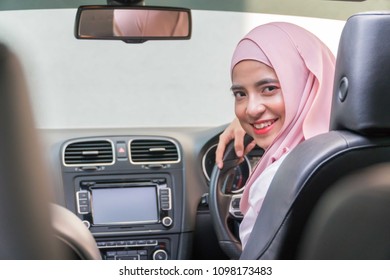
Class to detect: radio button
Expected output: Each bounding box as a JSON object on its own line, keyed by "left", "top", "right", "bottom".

{"left": 78, "top": 192, "right": 89, "bottom": 199}
{"left": 137, "top": 250, "right": 147, "bottom": 256}
{"left": 79, "top": 206, "right": 89, "bottom": 213}
{"left": 106, "top": 251, "right": 117, "bottom": 257}
{"left": 146, "top": 240, "right": 158, "bottom": 246}
{"left": 97, "top": 241, "right": 107, "bottom": 247}
{"left": 160, "top": 189, "right": 169, "bottom": 195}
{"left": 153, "top": 249, "right": 168, "bottom": 260}
{"left": 82, "top": 220, "right": 90, "bottom": 228}
{"left": 126, "top": 240, "right": 137, "bottom": 246}
{"left": 162, "top": 216, "right": 173, "bottom": 227}
{"left": 78, "top": 199, "right": 88, "bottom": 206}
{"left": 161, "top": 203, "right": 170, "bottom": 210}
{"left": 115, "top": 251, "right": 128, "bottom": 256}
{"left": 107, "top": 241, "right": 116, "bottom": 247}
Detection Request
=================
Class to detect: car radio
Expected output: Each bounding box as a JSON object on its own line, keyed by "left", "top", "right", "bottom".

{"left": 75, "top": 178, "right": 173, "bottom": 233}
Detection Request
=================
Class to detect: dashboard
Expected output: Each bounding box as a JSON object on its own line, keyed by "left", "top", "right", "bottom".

{"left": 40, "top": 125, "right": 262, "bottom": 260}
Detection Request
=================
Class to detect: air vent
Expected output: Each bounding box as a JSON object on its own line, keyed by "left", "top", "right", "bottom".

{"left": 63, "top": 140, "right": 114, "bottom": 166}
{"left": 130, "top": 139, "right": 180, "bottom": 164}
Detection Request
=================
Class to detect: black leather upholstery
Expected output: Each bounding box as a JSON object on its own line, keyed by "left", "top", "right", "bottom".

{"left": 331, "top": 12, "right": 390, "bottom": 135}
{"left": 240, "top": 12, "right": 390, "bottom": 260}
{"left": 299, "top": 163, "right": 390, "bottom": 259}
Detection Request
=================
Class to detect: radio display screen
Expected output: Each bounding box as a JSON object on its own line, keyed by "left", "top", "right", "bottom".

{"left": 91, "top": 186, "right": 159, "bottom": 225}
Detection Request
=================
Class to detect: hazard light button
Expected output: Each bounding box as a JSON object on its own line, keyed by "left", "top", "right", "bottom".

{"left": 116, "top": 142, "right": 127, "bottom": 159}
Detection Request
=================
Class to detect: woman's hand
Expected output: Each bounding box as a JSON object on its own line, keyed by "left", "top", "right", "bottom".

{"left": 215, "top": 118, "right": 256, "bottom": 169}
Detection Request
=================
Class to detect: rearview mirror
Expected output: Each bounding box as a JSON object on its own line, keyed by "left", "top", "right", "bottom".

{"left": 75, "top": 5, "right": 191, "bottom": 43}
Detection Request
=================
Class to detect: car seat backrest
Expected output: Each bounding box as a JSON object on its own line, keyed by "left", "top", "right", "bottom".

{"left": 0, "top": 43, "right": 101, "bottom": 260}
{"left": 298, "top": 162, "right": 390, "bottom": 259}
{"left": 0, "top": 43, "right": 63, "bottom": 259}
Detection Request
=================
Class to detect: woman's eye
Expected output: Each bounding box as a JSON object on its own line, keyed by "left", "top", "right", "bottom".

{"left": 265, "top": 86, "right": 276, "bottom": 92}
{"left": 233, "top": 91, "right": 246, "bottom": 99}
{"left": 262, "top": 86, "right": 279, "bottom": 95}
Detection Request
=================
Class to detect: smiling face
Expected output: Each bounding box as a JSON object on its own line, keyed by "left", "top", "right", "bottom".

{"left": 231, "top": 60, "right": 285, "bottom": 150}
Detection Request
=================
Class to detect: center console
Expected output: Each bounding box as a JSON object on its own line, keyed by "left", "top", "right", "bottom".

{"left": 60, "top": 136, "right": 186, "bottom": 260}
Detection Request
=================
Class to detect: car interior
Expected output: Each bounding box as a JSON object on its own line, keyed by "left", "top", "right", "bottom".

{"left": 1, "top": 0, "right": 390, "bottom": 261}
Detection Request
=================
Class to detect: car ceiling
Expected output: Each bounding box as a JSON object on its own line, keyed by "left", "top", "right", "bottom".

{"left": 1, "top": 0, "right": 390, "bottom": 21}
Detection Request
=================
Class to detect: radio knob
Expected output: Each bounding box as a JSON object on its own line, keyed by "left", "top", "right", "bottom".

{"left": 82, "top": 220, "right": 91, "bottom": 228}
{"left": 162, "top": 216, "right": 173, "bottom": 227}
{"left": 153, "top": 249, "right": 168, "bottom": 260}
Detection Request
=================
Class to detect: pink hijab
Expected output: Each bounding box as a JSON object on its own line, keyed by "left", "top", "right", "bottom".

{"left": 232, "top": 22, "right": 336, "bottom": 214}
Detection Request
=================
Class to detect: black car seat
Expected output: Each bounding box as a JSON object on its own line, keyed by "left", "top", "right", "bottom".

{"left": 0, "top": 43, "right": 101, "bottom": 259}
{"left": 298, "top": 162, "right": 390, "bottom": 259}
{"left": 240, "top": 11, "right": 390, "bottom": 260}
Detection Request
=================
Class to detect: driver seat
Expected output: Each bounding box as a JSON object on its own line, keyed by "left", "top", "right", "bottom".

{"left": 0, "top": 43, "right": 101, "bottom": 259}
{"left": 240, "top": 12, "right": 390, "bottom": 260}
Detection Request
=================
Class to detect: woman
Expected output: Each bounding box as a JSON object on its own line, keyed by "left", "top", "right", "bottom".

{"left": 216, "top": 22, "right": 335, "bottom": 248}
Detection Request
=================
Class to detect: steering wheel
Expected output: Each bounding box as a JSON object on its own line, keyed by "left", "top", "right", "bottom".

{"left": 209, "top": 134, "right": 253, "bottom": 259}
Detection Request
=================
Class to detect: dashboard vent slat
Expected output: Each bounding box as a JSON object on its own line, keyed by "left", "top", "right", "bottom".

{"left": 64, "top": 140, "right": 114, "bottom": 166}
{"left": 130, "top": 139, "right": 180, "bottom": 164}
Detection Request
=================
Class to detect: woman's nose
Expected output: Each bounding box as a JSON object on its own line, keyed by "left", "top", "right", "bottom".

{"left": 246, "top": 95, "right": 266, "bottom": 117}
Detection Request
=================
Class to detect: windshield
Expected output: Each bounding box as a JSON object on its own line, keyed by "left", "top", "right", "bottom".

{"left": 0, "top": 7, "right": 346, "bottom": 129}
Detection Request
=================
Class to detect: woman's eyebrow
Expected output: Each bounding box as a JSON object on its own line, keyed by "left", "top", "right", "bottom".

{"left": 230, "top": 78, "right": 279, "bottom": 91}
{"left": 230, "top": 84, "right": 244, "bottom": 91}
{"left": 254, "top": 78, "right": 279, "bottom": 87}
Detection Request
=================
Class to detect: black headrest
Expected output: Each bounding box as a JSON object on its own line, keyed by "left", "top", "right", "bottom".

{"left": 330, "top": 12, "right": 390, "bottom": 135}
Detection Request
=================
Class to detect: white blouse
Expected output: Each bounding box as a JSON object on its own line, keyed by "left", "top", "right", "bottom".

{"left": 239, "top": 153, "right": 289, "bottom": 249}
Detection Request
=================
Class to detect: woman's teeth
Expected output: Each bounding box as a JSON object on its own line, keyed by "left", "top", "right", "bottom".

{"left": 254, "top": 120, "right": 273, "bottom": 129}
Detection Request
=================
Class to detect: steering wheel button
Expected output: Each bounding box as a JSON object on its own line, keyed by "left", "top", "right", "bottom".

{"left": 232, "top": 198, "right": 240, "bottom": 209}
